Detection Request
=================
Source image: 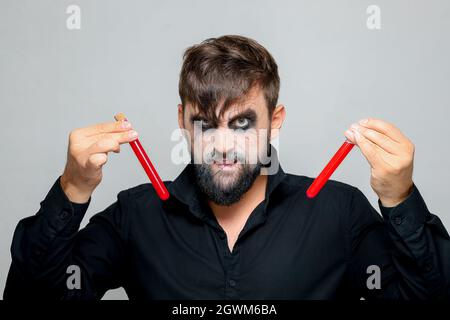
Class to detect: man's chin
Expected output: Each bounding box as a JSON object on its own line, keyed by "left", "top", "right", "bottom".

{"left": 193, "top": 162, "right": 262, "bottom": 206}
{"left": 211, "top": 165, "right": 242, "bottom": 191}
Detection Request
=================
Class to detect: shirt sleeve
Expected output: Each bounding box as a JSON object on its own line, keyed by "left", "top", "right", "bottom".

{"left": 3, "top": 176, "right": 130, "bottom": 300}
{"left": 71, "top": 201, "right": 90, "bottom": 219}
{"left": 343, "top": 184, "right": 450, "bottom": 299}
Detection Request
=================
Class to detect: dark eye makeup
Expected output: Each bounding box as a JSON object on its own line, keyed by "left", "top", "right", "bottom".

{"left": 189, "top": 109, "right": 257, "bottom": 131}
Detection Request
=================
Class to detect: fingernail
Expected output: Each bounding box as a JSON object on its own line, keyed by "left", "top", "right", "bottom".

{"left": 122, "top": 120, "right": 131, "bottom": 129}
{"left": 128, "top": 130, "right": 138, "bottom": 138}
{"left": 359, "top": 118, "right": 369, "bottom": 125}
{"left": 353, "top": 129, "right": 361, "bottom": 140}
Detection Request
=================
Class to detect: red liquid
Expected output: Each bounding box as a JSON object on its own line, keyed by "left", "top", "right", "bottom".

{"left": 129, "top": 138, "right": 170, "bottom": 201}
{"left": 306, "top": 141, "right": 354, "bottom": 198}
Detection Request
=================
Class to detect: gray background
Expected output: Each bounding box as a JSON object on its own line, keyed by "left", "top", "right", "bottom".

{"left": 1, "top": 0, "right": 449, "bottom": 299}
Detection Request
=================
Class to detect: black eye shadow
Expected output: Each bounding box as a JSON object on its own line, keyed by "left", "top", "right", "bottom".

{"left": 190, "top": 114, "right": 216, "bottom": 130}
{"left": 228, "top": 109, "right": 257, "bottom": 130}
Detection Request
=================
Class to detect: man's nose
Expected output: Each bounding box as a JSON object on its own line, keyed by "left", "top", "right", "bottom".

{"left": 213, "top": 128, "right": 236, "bottom": 157}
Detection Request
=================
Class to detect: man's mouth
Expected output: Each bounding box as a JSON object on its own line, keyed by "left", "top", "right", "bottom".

{"left": 213, "top": 159, "right": 238, "bottom": 171}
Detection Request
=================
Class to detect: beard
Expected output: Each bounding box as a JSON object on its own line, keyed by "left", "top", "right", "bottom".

{"left": 192, "top": 149, "right": 263, "bottom": 206}
{"left": 194, "top": 162, "right": 262, "bottom": 206}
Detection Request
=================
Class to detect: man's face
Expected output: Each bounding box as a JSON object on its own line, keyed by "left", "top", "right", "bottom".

{"left": 179, "top": 86, "right": 273, "bottom": 206}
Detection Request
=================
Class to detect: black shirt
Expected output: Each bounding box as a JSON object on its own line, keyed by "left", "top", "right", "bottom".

{"left": 4, "top": 157, "right": 450, "bottom": 300}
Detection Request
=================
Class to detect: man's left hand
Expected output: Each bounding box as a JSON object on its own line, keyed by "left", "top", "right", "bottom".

{"left": 344, "top": 118, "right": 415, "bottom": 207}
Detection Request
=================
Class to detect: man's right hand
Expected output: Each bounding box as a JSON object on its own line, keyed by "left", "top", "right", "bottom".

{"left": 60, "top": 118, "right": 138, "bottom": 203}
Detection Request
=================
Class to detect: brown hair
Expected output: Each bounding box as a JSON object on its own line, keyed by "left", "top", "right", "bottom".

{"left": 179, "top": 35, "right": 280, "bottom": 123}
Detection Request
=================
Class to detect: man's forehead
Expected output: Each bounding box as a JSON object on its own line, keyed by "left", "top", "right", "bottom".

{"left": 186, "top": 87, "right": 266, "bottom": 120}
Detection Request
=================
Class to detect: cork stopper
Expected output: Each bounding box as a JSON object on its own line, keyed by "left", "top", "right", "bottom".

{"left": 114, "top": 113, "right": 128, "bottom": 122}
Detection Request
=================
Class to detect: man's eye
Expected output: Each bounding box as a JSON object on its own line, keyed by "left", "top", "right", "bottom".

{"left": 233, "top": 118, "right": 249, "bottom": 129}
{"left": 200, "top": 120, "right": 212, "bottom": 130}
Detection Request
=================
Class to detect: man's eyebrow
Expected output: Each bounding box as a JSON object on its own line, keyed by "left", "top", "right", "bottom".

{"left": 227, "top": 109, "right": 257, "bottom": 124}
{"left": 189, "top": 108, "right": 257, "bottom": 124}
{"left": 189, "top": 114, "right": 209, "bottom": 122}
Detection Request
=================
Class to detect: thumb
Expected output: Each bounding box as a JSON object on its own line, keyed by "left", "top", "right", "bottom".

{"left": 344, "top": 130, "right": 356, "bottom": 144}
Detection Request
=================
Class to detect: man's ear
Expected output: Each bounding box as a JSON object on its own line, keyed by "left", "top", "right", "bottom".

{"left": 178, "top": 104, "right": 185, "bottom": 129}
{"left": 270, "top": 104, "right": 286, "bottom": 140}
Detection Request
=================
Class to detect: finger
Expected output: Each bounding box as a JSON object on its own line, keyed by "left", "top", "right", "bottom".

{"left": 86, "top": 153, "right": 108, "bottom": 170}
{"left": 350, "top": 124, "right": 399, "bottom": 154}
{"left": 75, "top": 120, "right": 133, "bottom": 137}
{"left": 352, "top": 128, "right": 384, "bottom": 169}
{"left": 357, "top": 118, "right": 405, "bottom": 143}
{"left": 86, "top": 138, "right": 122, "bottom": 155}
{"left": 86, "top": 130, "right": 139, "bottom": 145}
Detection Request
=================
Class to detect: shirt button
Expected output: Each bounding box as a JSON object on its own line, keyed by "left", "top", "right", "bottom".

{"left": 229, "top": 279, "right": 236, "bottom": 287}
{"left": 59, "top": 210, "right": 71, "bottom": 220}
{"left": 393, "top": 216, "right": 403, "bottom": 225}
